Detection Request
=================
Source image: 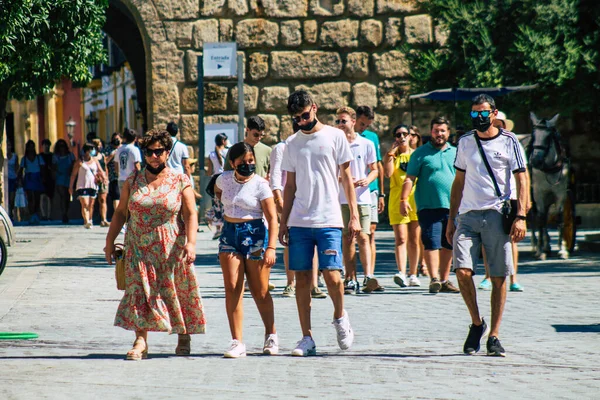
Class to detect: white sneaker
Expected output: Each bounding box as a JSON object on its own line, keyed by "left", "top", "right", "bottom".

{"left": 224, "top": 340, "right": 246, "bottom": 358}
{"left": 393, "top": 273, "right": 407, "bottom": 288}
{"left": 263, "top": 333, "right": 279, "bottom": 355}
{"left": 332, "top": 310, "right": 354, "bottom": 350}
{"left": 84, "top": 222, "right": 92, "bottom": 229}
{"left": 408, "top": 275, "right": 421, "bottom": 287}
{"left": 291, "top": 336, "right": 316, "bottom": 357}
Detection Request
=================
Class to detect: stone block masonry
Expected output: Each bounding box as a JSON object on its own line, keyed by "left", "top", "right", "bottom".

{"left": 138, "top": 0, "right": 440, "bottom": 146}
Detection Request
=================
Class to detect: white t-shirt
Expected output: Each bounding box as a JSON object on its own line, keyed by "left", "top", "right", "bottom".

{"left": 216, "top": 171, "right": 273, "bottom": 220}
{"left": 269, "top": 142, "right": 286, "bottom": 192}
{"left": 510, "top": 142, "right": 528, "bottom": 200}
{"left": 281, "top": 125, "right": 354, "bottom": 228}
{"left": 454, "top": 129, "right": 527, "bottom": 214}
{"left": 167, "top": 139, "right": 189, "bottom": 174}
{"left": 209, "top": 148, "right": 228, "bottom": 176}
{"left": 339, "top": 134, "right": 376, "bottom": 205}
{"left": 115, "top": 143, "right": 142, "bottom": 181}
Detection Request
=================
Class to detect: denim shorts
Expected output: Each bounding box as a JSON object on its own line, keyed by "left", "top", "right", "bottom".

{"left": 418, "top": 208, "right": 452, "bottom": 251}
{"left": 219, "top": 219, "right": 268, "bottom": 260}
{"left": 288, "top": 227, "right": 343, "bottom": 271}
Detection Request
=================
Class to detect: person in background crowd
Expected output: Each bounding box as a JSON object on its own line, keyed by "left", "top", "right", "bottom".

{"left": 39, "top": 139, "right": 54, "bottom": 221}
{"left": 224, "top": 116, "right": 272, "bottom": 179}
{"left": 53, "top": 139, "right": 75, "bottom": 224}
{"left": 69, "top": 143, "right": 105, "bottom": 229}
{"left": 92, "top": 138, "right": 110, "bottom": 227}
{"left": 355, "top": 106, "right": 386, "bottom": 280}
{"left": 215, "top": 142, "right": 279, "bottom": 358}
{"left": 384, "top": 124, "right": 421, "bottom": 288}
{"left": 6, "top": 141, "right": 19, "bottom": 221}
{"left": 478, "top": 110, "right": 529, "bottom": 293}
{"left": 206, "top": 133, "right": 229, "bottom": 240}
{"left": 18, "top": 140, "right": 45, "bottom": 225}
{"left": 114, "top": 129, "right": 142, "bottom": 192}
{"left": 408, "top": 125, "right": 428, "bottom": 277}
{"left": 105, "top": 129, "right": 205, "bottom": 360}
{"left": 166, "top": 121, "right": 191, "bottom": 179}
{"left": 105, "top": 133, "right": 122, "bottom": 213}
{"left": 401, "top": 117, "right": 461, "bottom": 294}
{"left": 335, "top": 106, "right": 380, "bottom": 294}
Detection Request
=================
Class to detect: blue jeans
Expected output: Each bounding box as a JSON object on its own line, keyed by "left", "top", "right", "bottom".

{"left": 288, "top": 227, "right": 343, "bottom": 271}
{"left": 219, "top": 219, "right": 268, "bottom": 260}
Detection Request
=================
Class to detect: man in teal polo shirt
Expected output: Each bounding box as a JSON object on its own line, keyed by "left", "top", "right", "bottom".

{"left": 400, "top": 116, "right": 460, "bottom": 294}
{"left": 355, "top": 106, "right": 385, "bottom": 276}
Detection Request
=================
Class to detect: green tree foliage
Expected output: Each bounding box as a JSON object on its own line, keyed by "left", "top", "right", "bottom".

{"left": 406, "top": 0, "right": 600, "bottom": 120}
{"left": 0, "top": 0, "right": 108, "bottom": 143}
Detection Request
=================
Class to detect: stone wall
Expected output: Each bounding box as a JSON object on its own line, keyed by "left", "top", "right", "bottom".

{"left": 125, "top": 0, "right": 444, "bottom": 153}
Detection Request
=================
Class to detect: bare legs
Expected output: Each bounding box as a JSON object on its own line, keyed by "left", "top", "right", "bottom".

{"left": 392, "top": 222, "right": 420, "bottom": 276}
{"left": 98, "top": 192, "right": 108, "bottom": 225}
{"left": 342, "top": 232, "right": 372, "bottom": 280}
{"left": 79, "top": 197, "right": 95, "bottom": 227}
{"left": 220, "top": 252, "right": 276, "bottom": 341}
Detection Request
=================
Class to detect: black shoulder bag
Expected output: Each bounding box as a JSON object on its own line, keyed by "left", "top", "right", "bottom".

{"left": 474, "top": 134, "right": 517, "bottom": 235}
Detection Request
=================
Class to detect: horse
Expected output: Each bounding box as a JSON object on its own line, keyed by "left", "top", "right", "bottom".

{"left": 528, "top": 112, "right": 570, "bottom": 260}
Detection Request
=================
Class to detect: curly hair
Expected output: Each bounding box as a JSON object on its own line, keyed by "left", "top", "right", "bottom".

{"left": 138, "top": 129, "right": 173, "bottom": 151}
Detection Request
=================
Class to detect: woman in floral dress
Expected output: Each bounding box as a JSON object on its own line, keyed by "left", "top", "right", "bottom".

{"left": 105, "top": 129, "right": 205, "bottom": 360}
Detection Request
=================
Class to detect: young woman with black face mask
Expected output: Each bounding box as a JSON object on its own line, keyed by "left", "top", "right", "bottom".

{"left": 214, "top": 141, "right": 279, "bottom": 358}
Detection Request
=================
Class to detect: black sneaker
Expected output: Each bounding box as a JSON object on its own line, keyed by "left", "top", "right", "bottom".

{"left": 429, "top": 278, "right": 442, "bottom": 294}
{"left": 463, "top": 318, "right": 490, "bottom": 355}
{"left": 486, "top": 336, "right": 506, "bottom": 357}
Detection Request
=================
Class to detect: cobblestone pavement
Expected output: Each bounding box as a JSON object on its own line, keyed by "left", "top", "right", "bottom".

{"left": 0, "top": 224, "right": 599, "bottom": 399}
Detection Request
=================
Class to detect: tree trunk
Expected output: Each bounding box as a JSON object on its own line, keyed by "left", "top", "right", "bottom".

{"left": 0, "top": 93, "right": 7, "bottom": 207}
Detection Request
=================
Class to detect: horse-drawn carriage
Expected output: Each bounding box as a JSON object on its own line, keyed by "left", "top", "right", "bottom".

{"left": 409, "top": 87, "right": 579, "bottom": 259}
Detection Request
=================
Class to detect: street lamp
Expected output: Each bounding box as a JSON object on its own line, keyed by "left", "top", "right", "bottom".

{"left": 85, "top": 112, "right": 98, "bottom": 136}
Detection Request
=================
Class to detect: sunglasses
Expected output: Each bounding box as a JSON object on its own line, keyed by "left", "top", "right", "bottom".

{"left": 144, "top": 148, "right": 166, "bottom": 157}
{"left": 292, "top": 111, "right": 312, "bottom": 124}
{"left": 470, "top": 110, "right": 494, "bottom": 118}
{"left": 395, "top": 131, "right": 409, "bottom": 138}
{"left": 252, "top": 132, "right": 265, "bottom": 138}
{"left": 335, "top": 119, "right": 349, "bottom": 125}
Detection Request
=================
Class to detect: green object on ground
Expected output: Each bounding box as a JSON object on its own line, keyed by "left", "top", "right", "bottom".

{"left": 0, "top": 332, "right": 39, "bottom": 340}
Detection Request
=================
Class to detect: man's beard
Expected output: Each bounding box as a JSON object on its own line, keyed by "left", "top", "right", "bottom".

{"left": 431, "top": 136, "right": 448, "bottom": 149}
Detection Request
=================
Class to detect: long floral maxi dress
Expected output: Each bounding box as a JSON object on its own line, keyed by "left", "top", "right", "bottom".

{"left": 114, "top": 169, "right": 206, "bottom": 334}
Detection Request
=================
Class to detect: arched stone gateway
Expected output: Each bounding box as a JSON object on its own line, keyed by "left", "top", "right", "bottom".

{"left": 104, "top": 0, "right": 443, "bottom": 150}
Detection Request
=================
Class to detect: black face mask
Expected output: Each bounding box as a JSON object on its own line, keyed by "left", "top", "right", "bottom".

{"left": 236, "top": 163, "right": 256, "bottom": 177}
{"left": 111, "top": 139, "right": 121, "bottom": 147}
{"left": 300, "top": 118, "right": 318, "bottom": 132}
{"left": 146, "top": 163, "right": 166, "bottom": 175}
{"left": 472, "top": 116, "right": 492, "bottom": 132}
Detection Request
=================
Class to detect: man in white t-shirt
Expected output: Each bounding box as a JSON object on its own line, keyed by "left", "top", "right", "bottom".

{"left": 165, "top": 122, "right": 191, "bottom": 178}
{"left": 280, "top": 90, "right": 361, "bottom": 357}
{"left": 114, "top": 128, "right": 142, "bottom": 191}
{"left": 335, "top": 107, "right": 380, "bottom": 294}
{"left": 446, "top": 94, "right": 527, "bottom": 358}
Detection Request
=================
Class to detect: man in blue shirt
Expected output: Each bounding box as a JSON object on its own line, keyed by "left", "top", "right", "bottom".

{"left": 355, "top": 106, "right": 385, "bottom": 279}
{"left": 400, "top": 117, "right": 460, "bottom": 294}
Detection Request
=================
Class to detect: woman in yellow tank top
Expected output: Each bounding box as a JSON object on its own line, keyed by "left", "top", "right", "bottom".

{"left": 384, "top": 125, "right": 421, "bottom": 288}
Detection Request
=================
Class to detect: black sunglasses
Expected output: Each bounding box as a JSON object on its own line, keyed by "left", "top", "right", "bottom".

{"left": 335, "top": 119, "right": 349, "bottom": 125}
{"left": 395, "top": 131, "right": 409, "bottom": 138}
{"left": 252, "top": 132, "right": 265, "bottom": 138}
{"left": 292, "top": 111, "right": 312, "bottom": 124}
{"left": 144, "top": 148, "right": 166, "bottom": 157}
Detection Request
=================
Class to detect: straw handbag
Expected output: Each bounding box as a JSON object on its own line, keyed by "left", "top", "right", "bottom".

{"left": 114, "top": 243, "right": 126, "bottom": 290}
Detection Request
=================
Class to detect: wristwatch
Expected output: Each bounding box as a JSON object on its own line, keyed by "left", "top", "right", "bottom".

{"left": 515, "top": 215, "right": 527, "bottom": 220}
{"left": 379, "top": 193, "right": 386, "bottom": 199}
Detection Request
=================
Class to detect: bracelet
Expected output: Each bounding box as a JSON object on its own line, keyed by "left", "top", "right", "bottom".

{"left": 266, "top": 246, "right": 277, "bottom": 251}
{"left": 400, "top": 198, "right": 409, "bottom": 202}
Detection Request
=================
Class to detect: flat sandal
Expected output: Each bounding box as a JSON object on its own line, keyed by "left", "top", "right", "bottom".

{"left": 126, "top": 337, "right": 148, "bottom": 361}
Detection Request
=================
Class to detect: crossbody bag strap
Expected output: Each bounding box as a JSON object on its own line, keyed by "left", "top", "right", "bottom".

{"left": 169, "top": 139, "right": 178, "bottom": 160}
{"left": 474, "top": 133, "right": 502, "bottom": 198}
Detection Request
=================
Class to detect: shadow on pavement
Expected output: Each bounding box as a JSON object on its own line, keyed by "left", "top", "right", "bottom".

{"left": 552, "top": 324, "right": 600, "bottom": 333}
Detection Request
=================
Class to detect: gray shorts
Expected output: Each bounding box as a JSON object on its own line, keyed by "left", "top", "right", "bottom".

{"left": 453, "top": 210, "right": 514, "bottom": 277}
{"left": 369, "top": 190, "right": 379, "bottom": 224}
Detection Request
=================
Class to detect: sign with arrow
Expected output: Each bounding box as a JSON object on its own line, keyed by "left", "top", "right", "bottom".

{"left": 203, "top": 42, "right": 237, "bottom": 77}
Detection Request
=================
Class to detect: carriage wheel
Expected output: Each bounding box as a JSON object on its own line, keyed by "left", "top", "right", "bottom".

{"left": 563, "top": 190, "right": 577, "bottom": 253}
